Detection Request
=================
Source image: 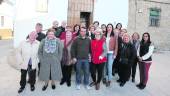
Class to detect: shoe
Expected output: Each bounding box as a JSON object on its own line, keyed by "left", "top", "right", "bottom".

{"left": 102, "top": 78, "right": 106, "bottom": 84}
{"left": 85, "top": 85, "right": 91, "bottom": 90}
{"left": 132, "top": 78, "right": 135, "bottom": 83}
{"left": 116, "top": 79, "right": 121, "bottom": 83}
{"left": 119, "top": 82, "right": 125, "bottom": 87}
{"left": 136, "top": 83, "right": 142, "bottom": 88}
{"left": 89, "top": 82, "right": 96, "bottom": 87}
{"left": 138, "top": 84, "right": 146, "bottom": 90}
{"left": 30, "top": 85, "right": 35, "bottom": 91}
{"left": 42, "top": 84, "right": 48, "bottom": 91}
{"left": 18, "top": 87, "right": 24, "bottom": 93}
{"left": 76, "top": 85, "right": 80, "bottom": 90}
{"left": 67, "top": 81, "right": 71, "bottom": 87}
{"left": 95, "top": 83, "right": 100, "bottom": 90}
{"left": 106, "top": 81, "right": 111, "bottom": 87}
{"left": 51, "top": 84, "right": 56, "bottom": 89}
{"left": 60, "top": 80, "right": 65, "bottom": 85}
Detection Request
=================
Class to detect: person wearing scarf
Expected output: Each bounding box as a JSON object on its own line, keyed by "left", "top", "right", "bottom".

{"left": 38, "top": 28, "right": 63, "bottom": 91}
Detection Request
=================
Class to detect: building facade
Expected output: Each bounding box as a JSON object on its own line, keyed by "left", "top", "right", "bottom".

{"left": 128, "top": 0, "right": 170, "bottom": 50}
{"left": 13, "top": 0, "right": 128, "bottom": 47}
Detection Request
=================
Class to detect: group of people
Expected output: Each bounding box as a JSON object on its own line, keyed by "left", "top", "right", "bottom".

{"left": 17, "top": 20, "right": 154, "bottom": 93}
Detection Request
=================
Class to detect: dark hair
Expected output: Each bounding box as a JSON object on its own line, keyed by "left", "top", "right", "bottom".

{"left": 115, "top": 23, "right": 122, "bottom": 29}
{"left": 101, "top": 24, "right": 106, "bottom": 28}
{"left": 36, "top": 23, "right": 43, "bottom": 27}
{"left": 93, "top": 21, "right": 99, "bottom": 26}
{"left": 141, "top": 32, "right": 151, "bottom": 44}
{"left": 73, "top": 24, "right": 80, "bottom": 32}
{"left": 105, "top": 23, "right": 114, "bottom": 37}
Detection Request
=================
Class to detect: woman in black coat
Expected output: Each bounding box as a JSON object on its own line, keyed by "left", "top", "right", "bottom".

{"left": 117, "top": 33, "right": 135, "bottom": 87}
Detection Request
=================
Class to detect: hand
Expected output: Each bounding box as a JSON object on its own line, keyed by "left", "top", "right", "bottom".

{"left": 73, "top": 58, "right": 77, "bottom": 63}
{"left": 138, "top": 57, "right": 142, "bottom": 62}
{"left": 113, "top": 55, "right": 116, "bottom": 59}
{"left": 99, "top": 56, "right": 103, "bottom": 60}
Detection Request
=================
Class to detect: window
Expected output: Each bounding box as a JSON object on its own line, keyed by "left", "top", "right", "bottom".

{"left": 36, "top": 0, "right": 48, "bottom": 12}
{"left": 149, "top": 8, "right": 161, "bottom": 27}
{"left": 1, "top": 16, "right": 4, "bottom": 27}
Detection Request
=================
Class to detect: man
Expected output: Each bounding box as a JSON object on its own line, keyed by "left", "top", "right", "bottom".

{"left": 71, "top": 27, "right": 91, "bottom": 90}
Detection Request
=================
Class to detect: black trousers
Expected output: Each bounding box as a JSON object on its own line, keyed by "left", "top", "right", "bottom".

{"left": 131, "top": 57, "right": 138, "bottom": 79}
{"left": 118, "top": 63, "right": 131, "bottom": 83}
{"left": 91, "top": 63, "right": 105, "bottom": 83}
{"left": 20, "top": 65, "right": 36, "bottom": 88}
{"left": 61, "top": 65, "right": 72, "bottom": 83}
{"left": 112, "top": 56, "right": 119, "bottom": 73}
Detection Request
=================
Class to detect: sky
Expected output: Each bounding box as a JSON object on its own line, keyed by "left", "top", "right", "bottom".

{"left": 94, "top": 0, "right": 128, "bottom": 28}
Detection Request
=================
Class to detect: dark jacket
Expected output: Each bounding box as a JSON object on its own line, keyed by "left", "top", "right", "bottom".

{"left": 71, "top": 36, "right": 91, "bottom": 59}
{"left": 27, "top": 32, "right": 46, "bottom": 42}
{"left": 55, "top": 26, "right": 65, "bottom": 37}
{"left": 119, "top": 42, "right": 135, "bottom": 65}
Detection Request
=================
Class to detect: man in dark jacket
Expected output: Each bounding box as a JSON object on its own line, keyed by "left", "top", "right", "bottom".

{"left": 71, "top": 27, "right": 91, "bottom": 90}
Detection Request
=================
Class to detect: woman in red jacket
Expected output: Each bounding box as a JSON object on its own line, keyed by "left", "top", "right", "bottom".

{"left": 90, "top": 28, "right": 107, "bottom": 90}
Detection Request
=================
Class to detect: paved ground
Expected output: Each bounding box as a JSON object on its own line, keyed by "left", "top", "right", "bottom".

{"left": 0, "top": 39, "right": 170, "bottom": 96}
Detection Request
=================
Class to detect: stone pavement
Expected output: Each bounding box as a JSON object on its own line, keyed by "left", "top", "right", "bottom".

{"left": 0, "top": 40, "right": 170, "bottom": 96}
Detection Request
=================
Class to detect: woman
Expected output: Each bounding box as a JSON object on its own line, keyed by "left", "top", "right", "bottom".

{"left": 104, "top": 23, "right": 118, "bottom": 87}
{"left": 117, "top": 33, "right": 135, "bottom": 87}
{"left": 131, "top": 32, "right": 140, "bottom": 82}
{"left": 87, "top": 25, "right": 95, "bottom": 40}
{"left": 101, "top": 24, "right": 107, "bottom": 36}
{"left": 90, "top": 28, "right": 107, "bottom": 90}
{"left": 38, "top": 28, "right": 63, "bottom": 91}
{"left": 137, "top": 32, "right": 154, "bottom": 90}
{"left": 73, "top": 24, "right": 80, "bottom": 37}
{"left": 59, "top": 26, "right": 74, "bottom": 87}
{"left": 115, "top": 23, "right": 122, "bottom": 31}
{"left": 18, "top": 32, "right": 39, "bottom": 93}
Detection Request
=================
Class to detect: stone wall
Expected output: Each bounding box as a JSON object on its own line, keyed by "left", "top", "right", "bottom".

{"left": 128, "top": 0, "right": 170, "bottom": 51}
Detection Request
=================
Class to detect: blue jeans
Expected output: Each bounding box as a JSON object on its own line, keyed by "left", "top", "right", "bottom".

{"left": 76, "top": 59, "right": 90, "bottom": 85}
{"left": 105, "top": 53, "right": 115, "bottom": 81}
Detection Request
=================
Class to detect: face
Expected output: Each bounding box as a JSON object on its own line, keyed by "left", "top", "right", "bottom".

{"left": 66, "top": 27, "right": 72, "bottom": 32}
{"left": 123, "top": 35, "right": 130, "bottom": 43}
{"left": 116, "top": 24, "right": 122, "bottom": 29}
{"left": 35, "top": 25, "right": 43, "bottom": 33}
{"left": 107, "top": 25, "right": 113, "bottom": 32}
{"left": 29, "top": 32, "right": 37, "bottom": 41}
{"left": 61, "top": 21, "right": 67, "bottom": 27}
{"left": 47, "top": 32, "right": 55, "bottom": 39}
{"left": 53, "top": 21, "right": 59, "bottom": 28}
{"left": 80, "top": 28, "right": 86, "bottom": 37}
{"left": 101, "top": 25, "right": 106, "bottom": 32}
{"left": 75, "top": 26, "right": 79, "bottom": 31}
{"left": 132, "top": 33, "right": 139, "bottom": 40}
{"left": 94, "top": 23, "right": 99, "bottom": 28}
{"left": 119, "top": 31, "right": 125, "bottom": 37}
{"left": 143, "top": 34, "right": 149, "bottom": 42}
{"left": 90, "top": 27, "right": 95, "bottom": 33}
{"left": 95, "top": 31, "right": 102, "bottom": 39}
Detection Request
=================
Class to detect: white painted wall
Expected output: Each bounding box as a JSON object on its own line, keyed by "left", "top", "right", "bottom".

{"left": 14, "top": 0, "right": 68, "bottom": 47}
{"left": 94, "top": 0, "right": 128, "bottom": 28}
{"left": 0, "top": 2, "right": 14, "bottom": 29}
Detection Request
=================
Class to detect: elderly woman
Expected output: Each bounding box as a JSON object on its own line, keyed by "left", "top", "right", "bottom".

{"left": 18, "top": 32, "right": 39, "bottom": 93}
{"left": 90, "top": 28, "right": 107, "bottom": 90}
{"left": 117, "top": 33, "right": 135, "bottom": 87}
{"left": 38, "top": 28, "right": 63, "bottom": 91}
